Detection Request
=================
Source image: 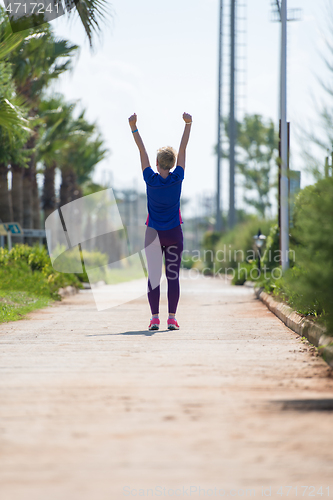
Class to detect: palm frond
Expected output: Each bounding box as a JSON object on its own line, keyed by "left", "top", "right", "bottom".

{"left": 0, "top": 98, "right": 28, "bottom": 127}
{"left": 0, "top": 32, "right": 26, "bottom": 60}
{"left": 71, "top": 0, "right": 111, "bottom": 47}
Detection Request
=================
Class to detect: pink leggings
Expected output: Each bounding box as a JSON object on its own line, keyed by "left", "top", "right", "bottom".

{"left": 144, "top": 225, "right": 183, "bottom": 315}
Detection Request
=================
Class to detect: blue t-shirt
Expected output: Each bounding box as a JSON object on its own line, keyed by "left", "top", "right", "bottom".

{"left": 143, "top": 165, "right": 184, "bottom": 231}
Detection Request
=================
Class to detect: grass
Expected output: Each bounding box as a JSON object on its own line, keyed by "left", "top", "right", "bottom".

{"left": 104, "top": 260, "right": 147, "bottom": 285}
{"left": 0, "top": 261, "right": 61, "bottom": 298}
{"left": 0, "top": 291, "right": 51, "bottom": 323}
{"left": 0, "top": 252, "right": 147, "bottom": 323}
{"left": 0, "top": 258, "right": 59, "bottom": 324}
{"left": 0, "top": 244, "right": 149, "bottom": 324}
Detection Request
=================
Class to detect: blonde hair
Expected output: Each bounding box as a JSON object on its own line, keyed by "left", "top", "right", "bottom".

{"left": 157, "top": 146, "right": 177, "bottom": 171}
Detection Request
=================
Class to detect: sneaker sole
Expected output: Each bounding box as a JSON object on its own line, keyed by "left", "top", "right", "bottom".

{"left": 167, "top": 325, "right": 179, "bottom": 330}
{"left": 149, "top": 325, "right": 159, "bottom": 331}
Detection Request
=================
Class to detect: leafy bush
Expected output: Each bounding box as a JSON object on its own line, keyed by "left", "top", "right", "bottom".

{"left": 283, "top": 177, "right": 333, "bottom": 329}
{"left": 261, "top": 224, "right": 280, "bottom": 270}
{"left": 51, "top": 245, "right": 109, "bottom": 283}
{"left": 255, "top": 178, "right": 333, "bottom": 328}
{"left": 181, "top": 254, "right": 196, "bottom": 269}
{"left": 255, "top": 265, "right": 323, "bottom": 318}
{"left": 232, "top": 261, "right": 259, "bottom": 285}
{"left": 0, "top": 244, "right": 82, "bottom": 299}
{"left": 204, "top": 217, "right": 273, "bottom": 272}
{"left": 76, "top": 248, "right": 109, "bottom": 282}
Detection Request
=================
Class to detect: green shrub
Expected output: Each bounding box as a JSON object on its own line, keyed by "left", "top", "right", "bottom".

{"left": 51, "top": 245, "right": 109, "bottom": 283}
{"left": 261, "top": 224, "right": 280, "bottom": 270}
{"left": 76, "top": 248, "right": 109, "bottom": 282}
{"left": 0, "top": 244, "right": 82, "bottom": 299}
{"left": 212, "top": 217, "right": 273, "bottom": 271}
{"left": 282, "top": 177, "right": 333, "bottom": 329}
{"left": 181, "top": 254, "right": 196, "bottom": 270}
{"left": 232, "top": 261, "right": 259, "bottom": 285}
{"left": 256, "top": 178, "right": 333, "bottom": 326}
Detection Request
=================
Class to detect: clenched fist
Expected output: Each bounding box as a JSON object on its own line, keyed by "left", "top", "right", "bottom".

{"left": 128, "top": 113, "right": 137, "bottom": 127}
{"left": 183, "top": 112, "right": 192, "bottom": 124}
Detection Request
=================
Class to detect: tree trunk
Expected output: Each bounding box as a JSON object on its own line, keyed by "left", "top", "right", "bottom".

{"left": 10, "top": 163, "right": 24, "bottom": 243}
{"left": 11, "top": 163, "right": 23, "bottom": 226}
{"left": 59, "top": 166, "right": 76, "bottom": 208}
{"left": 42, "top": 161, "right": 57, "bottom": 223}
{"left": 22, "top": 164, "right": 33, "bottom": 229}
{"left": 0, "top": 162, "right": 13, "bottom": 224}
{"left": 32, "top": 163, "right": 40, "bottom": 229}
{"left": 84, "top": 213, "right": 92, "bottom": 251}
{"left": 23, "top": 136, "right": 35, "bottom": 230}
{"left": 59, "top": 166, "right": 82, "bottom": 246}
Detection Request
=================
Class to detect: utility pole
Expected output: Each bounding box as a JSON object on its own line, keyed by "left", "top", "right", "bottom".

{"left": 215, "top": 0, "right": 223, "bottom": 232}
{"left": 229, "top": 0, "right": 236, "bottom": 229}
{"left": 273, "top": 0, "right": 301, "bottom": 270}
{"left": 280, "top": 0, "right": 289, "bottom": 271}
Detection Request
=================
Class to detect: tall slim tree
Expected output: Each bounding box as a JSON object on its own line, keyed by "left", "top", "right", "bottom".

{"left": 237, "top": 115, "right": 278, "bottom": 218}
{"left": 38, "top": 95, "right": 76, "bottom": 221}
{"left": 38, "top": 96, "right": 108, "bottom": 222}
{"left": 9, "top": 25, "right": 78, "bottom": 230}
{"left": 217, "top": 114, "right": 278, "bottom": 218}
{"left": 59, "top": 114, "right": 108, "bottom": 206}
{"left": 0, "top": 46, "right": 29, "bottom": 224}
{"left": 0, "top": 8, "right": 31, "bottom": 134}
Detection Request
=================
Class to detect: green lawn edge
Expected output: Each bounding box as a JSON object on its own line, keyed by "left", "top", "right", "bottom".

{"left": 0, "top": 291, "right": 55, "bottom": 323}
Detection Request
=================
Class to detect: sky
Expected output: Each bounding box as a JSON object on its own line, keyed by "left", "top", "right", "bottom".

{"left": 49, "top": 0, "right": 330, "bottom": 218}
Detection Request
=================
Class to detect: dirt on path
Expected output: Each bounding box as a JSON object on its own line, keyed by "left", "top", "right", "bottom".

{"left": 0, "top": 271, "right": 332, "bottom": 500}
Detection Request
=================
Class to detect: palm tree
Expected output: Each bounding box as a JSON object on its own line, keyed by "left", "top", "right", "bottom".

{"left": 38, "top": 94, "right": 77, "bottom": 221}
{"left": 0, "top": 8, "right": 31, "bottom": 134}
{"left": 38, "top": 95, "right": 108, "bottom": 227}
{"left": 0, "top": 0, "right": 112, "bottom": 133}
{"left": 59, "top": 110, "right": 108, "bottom": 206}
{"left": 59, "top": 126, "right": 108, "bottom": 253}
{"left": 9, "top": 24, "right": 78, "bottom": 230}
{"left": 0, "top": 24, "right": 30, "bottom": 225}
{"left": 0, "top": 121, "right": 29, "bottom": 224}
{"left": 1, "top": 0, "right": 111, "bottom": 228}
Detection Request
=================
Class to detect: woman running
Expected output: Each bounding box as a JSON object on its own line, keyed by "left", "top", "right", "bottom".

{"left": 128, "top": 112, "right": 192, "bottom": 331}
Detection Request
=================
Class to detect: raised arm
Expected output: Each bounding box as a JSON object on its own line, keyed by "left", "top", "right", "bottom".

{"left": 176, "top": 112, "right": 192, "bottom": 170}
{"left": 128, "top": 113, "right": 150, "bottom": 172}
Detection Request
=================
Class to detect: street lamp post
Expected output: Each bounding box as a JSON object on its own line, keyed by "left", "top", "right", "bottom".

{"left": 229, "top": 0, "right": 236, "bottom": 229}
{"left": 253, "top": 229, "right": 266, "bottom": 274}
{"left": 280, "top": 0, "right": 289, "bottom": 271}
{"left": 216, "top": 0, "right": 224, "bottom": 232}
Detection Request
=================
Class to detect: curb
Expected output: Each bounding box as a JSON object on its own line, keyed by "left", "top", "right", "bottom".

{"left": 254, "top": 287, "right": 333, "bottom": 369}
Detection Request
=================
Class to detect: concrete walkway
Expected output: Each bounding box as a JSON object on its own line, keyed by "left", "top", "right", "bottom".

{"left": 0, "top": 271, "right": 333, "bottom": 500}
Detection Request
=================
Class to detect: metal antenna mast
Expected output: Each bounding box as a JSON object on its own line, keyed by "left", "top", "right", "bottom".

{"left": 215, "top": 0, "right": 224, "bottom": 232}
{"left": 272, "top": 0, "right": 301, "bottom": 271}
{"left": 280, "top": 0, "right": 289, "bottom": 271}
{"left": 228, "top": 0, "right": 236, "bottom": 228}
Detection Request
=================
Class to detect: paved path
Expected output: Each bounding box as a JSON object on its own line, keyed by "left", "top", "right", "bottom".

{"left": 0, "top": 272, "right": 333, "bottom": 500}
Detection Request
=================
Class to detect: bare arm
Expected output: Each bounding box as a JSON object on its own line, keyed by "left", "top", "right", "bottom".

{"left": 128, "top": 113, "right": 150, "bottom": 172}
{"left": 176, "top": 112, "right": 192, "bottom": 170}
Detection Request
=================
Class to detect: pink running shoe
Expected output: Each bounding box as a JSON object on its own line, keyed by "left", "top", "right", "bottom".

{"left": 149, "top": 318, "right": 160, "bottom": 331}
{"left": 167, "top": 318, "right": 180, "bottom": 330}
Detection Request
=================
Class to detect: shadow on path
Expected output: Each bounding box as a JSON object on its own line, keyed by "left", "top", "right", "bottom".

{"left": 86, "top": 329, "right": 169, "bottom": 337}
{"left": 272, "top": 399, "right": 333, "bottom": 412}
